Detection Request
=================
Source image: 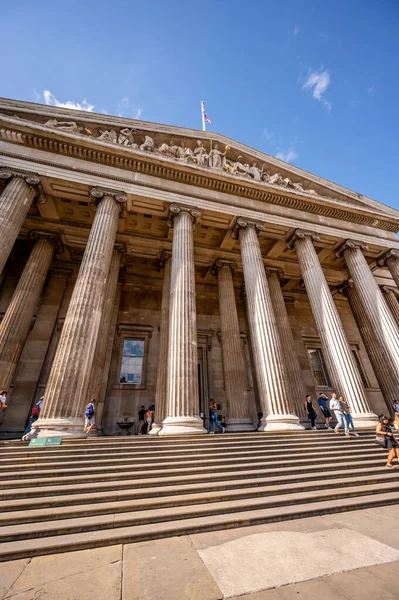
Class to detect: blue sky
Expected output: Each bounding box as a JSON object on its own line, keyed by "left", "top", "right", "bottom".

{"left": 2, "top": 0, "right": 399, "bottom": 209}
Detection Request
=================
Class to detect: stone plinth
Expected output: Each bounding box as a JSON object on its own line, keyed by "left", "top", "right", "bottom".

{"left": 0, "top": 171, "right": 40, "bottom": 276}
{"left": 159, "top": 205, "right": 206, "bottom": 436}
{"left": 213, "top": 259, "right": 255, "bottom": 432}
{"left": 33, "top": 189, "right": 127, "bottom": 438}
{"left": 288, "top": 230, "right": 377, "bottom": 428}
{"left": 233, "top": 218, "right": 302, "bottom": 431}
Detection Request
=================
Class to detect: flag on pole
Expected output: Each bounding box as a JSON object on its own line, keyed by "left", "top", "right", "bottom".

{"left": 201, "top": 100, "right": 211, "bottom": 131}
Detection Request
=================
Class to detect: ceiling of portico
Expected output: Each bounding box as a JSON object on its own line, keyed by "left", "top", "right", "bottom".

{"left": 1, "top": 98, "right": 399, "bottom": 234}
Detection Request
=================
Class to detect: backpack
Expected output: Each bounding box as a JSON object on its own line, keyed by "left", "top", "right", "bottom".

{"left": 85, "top": 404, "right": 94, "bottom": 419}
{"left": 32, "top": 405, "right": 40, "bottom": 418}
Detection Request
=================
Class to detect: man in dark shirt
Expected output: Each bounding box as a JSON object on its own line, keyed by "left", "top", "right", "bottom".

{"left": 317, "top": 393, "right": 332, "bottom": 429}
{"left": 138, "top": 405, "right": 146, "bottom": 435}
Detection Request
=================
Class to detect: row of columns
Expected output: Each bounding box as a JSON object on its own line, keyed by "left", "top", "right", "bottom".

{"left": 0, "top": 169, "right": 399, "bottom": 435}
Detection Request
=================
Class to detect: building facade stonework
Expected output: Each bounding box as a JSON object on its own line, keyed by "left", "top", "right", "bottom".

{"left": 0, "top": 98, "right": 398, "bottom": 437}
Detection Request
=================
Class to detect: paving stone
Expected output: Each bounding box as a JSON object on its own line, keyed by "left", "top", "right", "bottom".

{"left": 122, "top": 536, "right": 222, "bottom": 600}
{"left": 0, "top": 559, "right": 29, "bottom": 599}
{"left": 275, "top": 579, "right": 348, "bottom": 599}
{"left": 325, "top": 564, "right": 399, "bottom": 600}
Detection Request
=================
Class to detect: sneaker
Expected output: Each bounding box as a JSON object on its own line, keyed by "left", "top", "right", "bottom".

{"left": 386, "top": 464, "right": 394, "bottom": 469}
{"left": 222, "top": 427, "right": 226, "bottom": 433}
{"left": 327, "top": 426, "right": 333, "bottom": 430}
{"left": 353, "top": 432, "right": 359, "bottom": 437}
{"left": 312, "top": 426, "right": 317, "bottom": 430}
{"left": 334, "top": 429, "right": 340, "bottom": 434}
{"left": 209, "top": 431, "right": 215, "bottom": 434}
{"left": 325, "top": 424, "right": 329, "bottom": 429}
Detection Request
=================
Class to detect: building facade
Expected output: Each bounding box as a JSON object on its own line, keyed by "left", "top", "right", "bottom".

{"left": 0, "top": 98, "right": 398, "bottom": 438}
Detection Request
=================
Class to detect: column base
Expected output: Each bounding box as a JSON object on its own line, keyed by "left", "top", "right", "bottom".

{"left": 32, "top": 417, "right": 88, "bottom": 439}
{"left": 149, "top": 423, "right": 162, "bottom": 435}
{"left": 352, "top": 412, "right": 379, "bottom": 429}
{"left": 258, "top": 413, "right": 305, "bottom": 432}
{"left": 225, "top": 418, "right": 257, "bottom": 432}
{"left": 158, "top": 416, "right": 207, "bottom": 436}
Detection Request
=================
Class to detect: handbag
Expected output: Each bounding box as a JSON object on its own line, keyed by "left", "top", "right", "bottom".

{"left": 375, "top": 433, "right": 387, "bottom": 448}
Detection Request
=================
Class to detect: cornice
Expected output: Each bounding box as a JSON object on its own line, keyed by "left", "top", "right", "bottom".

{"left": 0, "top": 113, "right": 398, "bottom": 233}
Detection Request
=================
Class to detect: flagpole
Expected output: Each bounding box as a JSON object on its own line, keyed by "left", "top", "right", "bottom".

{"left": 201, "top": 100, "right": 206, "bottom": 131}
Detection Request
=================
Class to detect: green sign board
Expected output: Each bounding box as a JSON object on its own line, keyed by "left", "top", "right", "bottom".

{"left": 29, "top": 437, "right": 62, "bottom": 447}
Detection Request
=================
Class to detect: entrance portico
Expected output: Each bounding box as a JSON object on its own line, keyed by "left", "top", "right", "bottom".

{"left": 0, "top": 98, "right": 398, "bottom": 437}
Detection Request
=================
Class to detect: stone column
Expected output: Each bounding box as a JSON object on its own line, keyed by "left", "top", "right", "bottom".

{"left": 0, "top": 233, "right": 61, "bottom": 392}
{"left": 336, "top": 239, "right": 399, "bottom": 399}
{"left": 212, "top": 259, "right": 256, "bottom": 432}
{"left": 86, "top": 244, "right": 126, "bottom": 433}
{"left": 344, "top": 282, "right": 399, "bottom": 407}
{"left": 381, "top": 286, "right": 399, "bottom": 328}
{"left": 150, "top": 250, "right": 172, "bottom": 435}
{"left": 287, "top": 230, "right": 377, "bottom": 428}
{"left": 34, "top": 188, "right": 127, "bottom": 438}
{"left": 159, "top": 204, "right": 206, "bottom": 436}
{"left": 232, "top": 218, "right": 302, "bottom": 431}
{"left": 0, "top": 170, "right": 41, "bottom": 275}
{"left": 266, "top": 268, "right": 307, "bottom": 420}
{"left": 378, "top": 249, "right": 399, "bottom": 289}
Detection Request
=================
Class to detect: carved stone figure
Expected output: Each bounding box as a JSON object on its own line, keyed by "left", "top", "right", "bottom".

{"left": 184, "top": 146, "right": 196, "bottom": 164}
{"left": 208, "top": 143, "right": 227, "bottom": 169}
{"left": 175, "top": 141, "right": 186, "bottom": 160}
{"left": 97, "top": 129, "right": 117, "bottom": 143}
{"left": 248, "top": 163, "right": 262, "bottom": 181}
{"left": 140, "top": 135, "right": 154, "bottom": 152}
{"left": 292, "top": 182, "right": 305, "bottom": 192}
{"left": 43, "top": 119, "right": 83, "bottom": 134}
{"left": 157, "top": 140, "right": 177, "bottom": 158}
{"left": 194, "top": 141, "right": 208, "bottom": 167}
{"left": 118, "top": 128, "right": 138, "bottom": 149}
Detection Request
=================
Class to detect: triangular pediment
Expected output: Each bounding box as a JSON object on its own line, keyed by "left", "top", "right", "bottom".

{"left": 0, "top": 97, "right": 398, "bottom": 226}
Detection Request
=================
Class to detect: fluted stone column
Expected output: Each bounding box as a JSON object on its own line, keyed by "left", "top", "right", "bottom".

{"left": 212, "top": 259, "right": 256, "bottom": 432}
{"left": 287, "top": 230, "right": 377, "bottom": 428}
{"left": 336, "top": 239, "right": 399, "bottom": 400}
{"left": 34, "top": 188, "right": 127, "bottom": 438}
{"left": 86, "top": 244, "right": 126, "bottom": 434}
{"left": 0, "top": 170, "right": 41, "bottom": 275}
{"left": 382, "top": 286, "right": 399, "bottom": 328}
{"left": 345, "top": 282, "right": 399, "bottom": 407}
{"left": 150, "top": 250, "right": 172, "bottom": 435}
{"left": 159, "top": 204, "right": 206, "bottom": 436}
{"left": 0, "top": 233, "right": 60, "bottom": 391}
{"left": 232, "top": 218, "right": 302, "bottom": 431}
{"left": 378, "top": 249, "right": 399, "bottom": 290}
{"left": 266, "top": 268, "right": 307, "bottom": 420}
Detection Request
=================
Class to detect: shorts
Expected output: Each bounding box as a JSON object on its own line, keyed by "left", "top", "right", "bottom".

{"left": 85, "top": 416, "right": 95, "bottom": 427}
{"left": 320, "top": 407, "right": 331, "bottom": 418}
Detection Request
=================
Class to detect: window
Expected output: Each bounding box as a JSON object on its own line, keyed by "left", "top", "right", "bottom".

{"left": 119, "top": 339, "right": 144, "bottom": 384}
{"left": 308, "top": 348, "right": 330, "bottom": 387}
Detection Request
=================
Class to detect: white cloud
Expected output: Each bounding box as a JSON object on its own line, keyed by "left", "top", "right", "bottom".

{"left": 302, "top": 70, "right": 331, "bottom": 111}
{"left": 263, "top": 128, "right": 273, "bottom": 142}
{"left": 294, "top": 25, "right": 301, "bottom": 36}
{"left": 275, "top": 148, "right": 298, "bottom": 163}
{"left": 43, "top": 90, "right": 94, "bottom": 111}
{"left": 133, "top": 108, "right": 143, "bottom": 119}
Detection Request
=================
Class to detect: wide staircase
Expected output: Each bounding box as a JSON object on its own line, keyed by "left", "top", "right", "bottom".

{"left": 0, "top": 430, "right": 398, "bottom": 561}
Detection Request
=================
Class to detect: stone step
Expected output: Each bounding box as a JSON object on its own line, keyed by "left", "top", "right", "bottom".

{"left": 0, "top": 436, "right": 374, "bottom": 462}
{"left": 0, "top": 456, "right": 385, "bottom": 491}
{"left": 1, "top": 471, "right": 397, "bottom": 525}
{"left": 0, "top": 441, "right": 374, "bottom": 471}
{"left": 0, "top": 448, "right": 381, "bottom": 481}
{"left": 0, "top": 482, "right": 398, "bottom": 545}
{"left": 0, "top": 491, "right": 396, "bottom": 562}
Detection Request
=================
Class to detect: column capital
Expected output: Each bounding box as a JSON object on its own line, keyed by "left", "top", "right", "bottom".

{"left": 28, "top": 231, "right": 64, "bottom": 255}
{"left": 90, "top": 187, "right": 128, "bottom": 215}
{"left": 382, "top": 285, "right": 399, "bottom": 296}
{"left": 285, "top": 228, "right": 320, "bottom": 250}
{"left": 230, "top": 217, "right": 264, "bottom": 240}
{"left": 265, "top": 266, "right": 284, "bottom": 279}
{"left": 377, "top": 248, "right": 399, "bottom": 268}
{"left": 159, "top": 249, "right": 172, "bottom": 269}
{"left": 166, "top": 203, "right": 200, "bottom": 228}
{"left": 335, "top": 239, "right": 368, "bottom": 259}
{"left": 0, "top": 168, "right": 41, "bottom": 188}
{"left": 210, "top": 258, "right": 238, "bottom": 277}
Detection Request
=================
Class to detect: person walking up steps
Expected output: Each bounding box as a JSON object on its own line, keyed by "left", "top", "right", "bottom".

{"left": 209, "top": 398, "right": 225, "bottom": 434}
{"left": 305, "top": 395, "right": 317, "bottom": 430}
{"left": 84, "top": 399, "right": 96, "bottom": 434}
{"left": 376, "top": 415, "right": 399, "bottom": 468}
{"left": 339, "top": 395, "right": 359, "bottom": 436}
{"left": 22, "top": 396, "right": 43, "bottom": 441}
{"left": 317, "top": 393, "right": 332, "bottom": 429}
{"left": 330, "top": 392, "right": 349, "bottom": 436}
